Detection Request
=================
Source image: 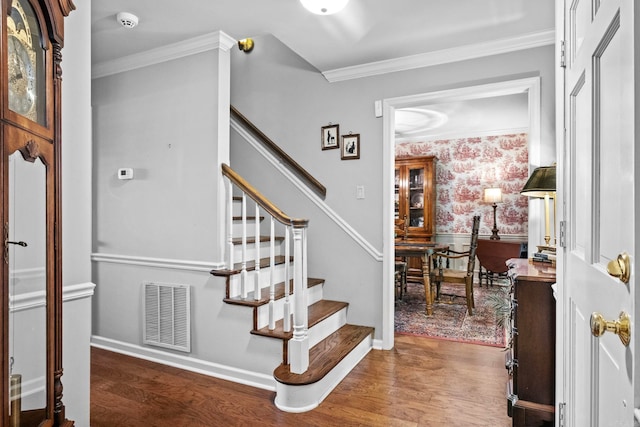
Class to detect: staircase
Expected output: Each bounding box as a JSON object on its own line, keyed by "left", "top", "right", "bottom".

{"left": 211, "top": 164, "right": 374, "bottom": 412}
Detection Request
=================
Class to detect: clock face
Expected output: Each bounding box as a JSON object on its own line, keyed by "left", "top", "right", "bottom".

{"left": 7, "top": 34, "right": 36, "bottom": 118}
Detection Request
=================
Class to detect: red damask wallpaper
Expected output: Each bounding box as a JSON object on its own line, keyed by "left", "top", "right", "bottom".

{"left": 396, "top": 133, "right": 529, "bottom": 236}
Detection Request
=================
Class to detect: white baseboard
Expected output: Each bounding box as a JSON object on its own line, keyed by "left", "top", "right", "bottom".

{"left": 90, "top": 335, "right": 276, "bottom": 391}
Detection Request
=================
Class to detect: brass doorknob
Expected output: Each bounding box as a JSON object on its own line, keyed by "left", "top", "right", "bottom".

{"left": 607, "top": 252, "right": 630, "bottom": 284}
{"left": 590, "top": 311, "right": 631, "bottom": 347}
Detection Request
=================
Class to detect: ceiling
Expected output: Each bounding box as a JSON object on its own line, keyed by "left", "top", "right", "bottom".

{"left": 91, "top": 1, "right": 553, "bottom": 140}
{"left": 395, "top": 92, "right": 529, "bottom": 142}
{"left": 91, "top": 0, "right": 554, "bottom": 74}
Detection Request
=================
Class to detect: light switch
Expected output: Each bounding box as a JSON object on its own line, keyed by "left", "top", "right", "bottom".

{"left": 356, "top": 185, "right": 365, "bottom": 199}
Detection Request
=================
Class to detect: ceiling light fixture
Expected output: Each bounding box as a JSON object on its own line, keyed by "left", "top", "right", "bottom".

{"left": 300, "top": 0, "right": 349, "bottom": 15}
{"left": 116, "top": 12, "right": 139, "bottom": 29}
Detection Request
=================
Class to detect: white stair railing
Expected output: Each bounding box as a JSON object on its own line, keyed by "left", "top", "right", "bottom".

{"left": 221, "top": 163, "right": 309, "bottom": 373}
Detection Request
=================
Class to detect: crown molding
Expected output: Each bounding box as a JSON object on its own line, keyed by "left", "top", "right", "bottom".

{"left": 92, "top": 30, "right": 237, "bottom": 79}
{"left": 323, "top": 29, "right": 555, "bottom": 82}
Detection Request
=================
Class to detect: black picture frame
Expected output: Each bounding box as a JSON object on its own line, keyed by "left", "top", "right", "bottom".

{"left": 321, "top": 124, "right": 340, "bottom": 150}
{"left": 341, "top": 134, "right": 360, "bottom": 160}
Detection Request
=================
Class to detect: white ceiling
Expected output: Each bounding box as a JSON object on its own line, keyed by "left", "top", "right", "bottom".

{"left": 395, "top": 93, "right": 529, "bottom": 142}
{"left": 91, "top": 0, "right": 555, "bottom": 74}
{"left": 91, "top": 1, "right": 551, "bottom": 140}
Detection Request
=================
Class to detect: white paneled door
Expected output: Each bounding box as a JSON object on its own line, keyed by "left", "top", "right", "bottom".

{"left": 560, "top": 0, "right": 636, "bottom": 425}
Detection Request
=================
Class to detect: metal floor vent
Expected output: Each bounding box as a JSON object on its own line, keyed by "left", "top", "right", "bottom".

{"left": 143, "top": 282, "right": 191, "bottom": 352}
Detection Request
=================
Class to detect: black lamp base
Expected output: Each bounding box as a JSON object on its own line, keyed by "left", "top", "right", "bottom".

{"left": 490, "top": 203, "right": 500, "bottom": 240}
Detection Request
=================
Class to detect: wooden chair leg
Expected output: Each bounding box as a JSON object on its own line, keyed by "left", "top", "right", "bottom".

{"left": 465, "top": 279, "right": 474, "bottom": 315}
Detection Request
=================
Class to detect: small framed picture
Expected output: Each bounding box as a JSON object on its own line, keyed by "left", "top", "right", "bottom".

{"left": 321, "top": 124, "right": 340, "bottom": 150}
{"left": 341, "top": 134, "right": 360, "bottom": 160}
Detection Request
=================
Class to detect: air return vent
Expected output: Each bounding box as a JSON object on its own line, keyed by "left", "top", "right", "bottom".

{"left": 143, "top": 282, "right": 191, "bottom": 352}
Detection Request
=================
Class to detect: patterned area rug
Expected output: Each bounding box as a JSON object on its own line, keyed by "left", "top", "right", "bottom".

{"left": 395, "top": 280, "right": 508, "bottom": 347}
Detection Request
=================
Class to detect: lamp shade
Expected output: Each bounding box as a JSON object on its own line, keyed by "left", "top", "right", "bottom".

{"left": 300, "top": 0, "right": 349, "bottom": 14}
{"left": 521, "top": 166, "right": 556, "bottom": 198}
{"left": 483, "top": 187, "right": 503, "bottom": 204}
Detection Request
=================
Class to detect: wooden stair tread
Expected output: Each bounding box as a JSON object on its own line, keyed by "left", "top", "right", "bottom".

{"left": 210, "top": 255, "right": 291, "bottom": 276}
{"left": 231, "top": 236, "right": 285, "bottom": 245}
{"left": 273, "top": 324, "right": 374, "bottom": 385}
{"left": 251, "top": 299, "right": 348, "bottom": 340}
{"left": 223, "top": 278, "right": 324, "bottom": 307}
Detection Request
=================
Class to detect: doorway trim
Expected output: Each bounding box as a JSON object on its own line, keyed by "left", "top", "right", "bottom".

{"left": 381, "top": 77, "right": 542, "bottom": 349}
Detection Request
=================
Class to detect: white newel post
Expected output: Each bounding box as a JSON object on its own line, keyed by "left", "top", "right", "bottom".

{"left": 289, "top": 223, "right": 309, "bottom": 374}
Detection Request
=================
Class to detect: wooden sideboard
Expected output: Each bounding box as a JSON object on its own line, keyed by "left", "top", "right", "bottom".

{"left": 506, "top": 258, "right": 556, "bottom": 427}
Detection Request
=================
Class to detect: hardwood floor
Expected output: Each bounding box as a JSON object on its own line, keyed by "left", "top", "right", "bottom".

{"left": 90, "top": 335, "right": 511, "bottom": 426}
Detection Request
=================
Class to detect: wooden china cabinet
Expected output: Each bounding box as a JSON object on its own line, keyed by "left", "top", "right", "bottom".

{"left": 0, "top": 0, "right": 75, "bottom": 426}
{"left": 395, "top": 156, "right": 437, "bottom": 279}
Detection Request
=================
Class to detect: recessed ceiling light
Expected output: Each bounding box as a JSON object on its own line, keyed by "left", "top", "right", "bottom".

{"left": 300, "top": 0, "right": 349, "bottom": 15}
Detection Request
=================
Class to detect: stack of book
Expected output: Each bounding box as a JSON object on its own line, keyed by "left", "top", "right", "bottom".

{"left": 531, "top": 248, "right": 556, "bottom": 265}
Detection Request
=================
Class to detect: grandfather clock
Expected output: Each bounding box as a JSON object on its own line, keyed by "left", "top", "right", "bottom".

{"left": 0, "top": 0, "right": 75, "bottom": 426}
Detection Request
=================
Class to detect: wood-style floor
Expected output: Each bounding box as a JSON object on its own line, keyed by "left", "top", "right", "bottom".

{"left": 90, "top": 334, "right": 511, "bottom": 427}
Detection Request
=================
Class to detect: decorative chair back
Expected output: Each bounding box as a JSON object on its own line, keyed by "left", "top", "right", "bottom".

{"left": 466, "top": 215, "right": 481, "bottom": 275}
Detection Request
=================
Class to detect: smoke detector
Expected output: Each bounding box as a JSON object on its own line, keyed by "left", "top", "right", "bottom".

{"left": 117, "top": 12, "right": 139, "bottom": 29}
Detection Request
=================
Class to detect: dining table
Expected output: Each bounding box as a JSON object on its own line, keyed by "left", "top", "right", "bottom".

{"left": 395, "top": 241, "right": 449, "bottom": 315}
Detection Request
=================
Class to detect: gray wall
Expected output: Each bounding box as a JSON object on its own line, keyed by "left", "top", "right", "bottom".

{"left": 61, "top": 0, "right": 93, "bottom": 425}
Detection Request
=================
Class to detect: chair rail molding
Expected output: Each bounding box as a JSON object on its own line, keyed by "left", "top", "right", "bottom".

{"left": 91, "top": 253, "right": 224, "bottom": 272}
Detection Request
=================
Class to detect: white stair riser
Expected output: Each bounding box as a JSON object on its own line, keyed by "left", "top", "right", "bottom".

{"left": 228, "top": 264, "right": 288, "bottom": 298}
{"left": 232, "top": 240, "right": 284, "bottom": 261}
{"left": 254, "top": 283, "right": 324, "bottom": 330}
{"left": 231, "top": 222, "right": 262, "bottom": 237}
{"left": 306, "top": 308, "right": 347, "bottom": 349}
{"left": 274, "top": 333, "right": 373, "bottom": 413}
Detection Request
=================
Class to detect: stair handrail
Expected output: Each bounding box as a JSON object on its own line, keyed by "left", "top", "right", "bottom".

{"left": 222, "top": 163, "right": 308, "bottom": 228}
{"left": 222, "top": 163, "right": 310, "bottom": 374}
{"left": 231, "top": 106, "right": 327, "bottom": 198}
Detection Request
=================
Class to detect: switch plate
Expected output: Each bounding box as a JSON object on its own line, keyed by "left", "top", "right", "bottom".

{"left": 356, "top": 185, "right": 365, "bottom": 199}
{"left": 374, "top": 100, "right": 382, "bottom": 118}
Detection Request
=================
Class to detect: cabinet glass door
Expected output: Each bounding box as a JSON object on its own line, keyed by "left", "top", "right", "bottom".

{"left": 394, "top": 168, "right": 400, "bottom": 219}
{"left": 8, "top": 151, "right": 47, "bottom": 426}
{"left": 408, "top": 166, "right": 425, "bottom": 228}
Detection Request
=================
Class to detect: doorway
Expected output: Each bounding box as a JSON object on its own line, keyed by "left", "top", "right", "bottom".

{"left": 381, "top": 77, "right": 543, "bottom": 350}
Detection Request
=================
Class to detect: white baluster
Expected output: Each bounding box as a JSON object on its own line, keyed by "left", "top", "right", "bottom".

{"left": 283, "top": 225, "right": 291, "bottom": 333}
{"left": 289, "top": 224, "right": 309, "bottom": 374}
{"left": 254, "top": 203, "right": 261, "bottom": 300}
{"left": 240, "top": 193, "right": 248, "bottom": 299}
{"left": 226, "top": 178, "right": 234, "bottom": 270}
{"left": 268, "top": 217, "right": 276, "bottom": 330}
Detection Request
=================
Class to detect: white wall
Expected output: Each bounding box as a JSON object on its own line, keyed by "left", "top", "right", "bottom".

{"left": 61, "top": 0, "right": 93, "bottom": 425}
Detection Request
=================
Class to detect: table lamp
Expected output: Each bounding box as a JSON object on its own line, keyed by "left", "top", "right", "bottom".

{"left": 521, "top": 165, "right": 556, "bottom": 251}
{"left": 483, "top": 187, "right": 503, "bottom": 240}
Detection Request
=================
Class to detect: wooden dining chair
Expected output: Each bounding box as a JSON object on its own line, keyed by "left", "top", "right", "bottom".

{"left": 429, "top": 215, "right": 480, "bottom": 315}
{"left": 394, "top": 217, "right": 408, "bottom": 299}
